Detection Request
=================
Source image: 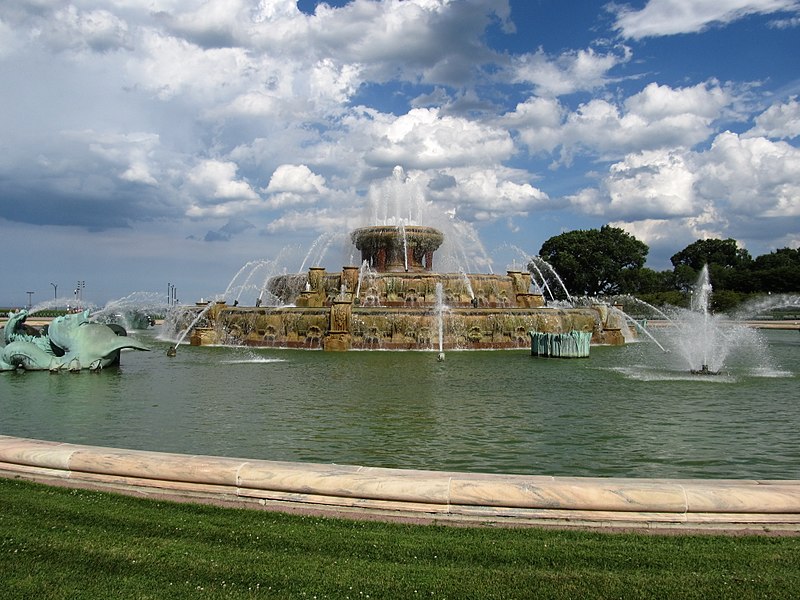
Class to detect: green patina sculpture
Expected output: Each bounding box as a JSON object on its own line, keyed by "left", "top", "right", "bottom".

{"left": 1, "top": 309, "right": 149, "bottom": 372}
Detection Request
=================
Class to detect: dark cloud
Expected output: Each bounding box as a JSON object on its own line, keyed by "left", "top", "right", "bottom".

{"left": 202, "top": 217, "right": 256, "bottom": 242}
{"left": 0, "top": 184, "right": 156, "bottom": 230}
{"left": 427, "top": 172, "right": 457, "bottom": 191}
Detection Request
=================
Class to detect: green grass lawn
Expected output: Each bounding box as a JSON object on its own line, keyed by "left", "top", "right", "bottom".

{"left": 1, "top": 477, "right": 798, "bottom": 599}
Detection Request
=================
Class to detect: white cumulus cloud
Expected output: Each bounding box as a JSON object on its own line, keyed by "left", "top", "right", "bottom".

{"left": 184, "top": 159, "right": 261, "bottom": 218}
{"left": 510, "top": 46, "right": 631, "bottom": 97}
{"left": 745, "top": 96, "right": 800, "bottom": 139}
{"left": 366, "top": 108, "right": 514, "bottom": 169}
{"left": 508, "top": 81, "right": 733, "bottom": 160}
{"left": 611, "top": 0, "right": 800, "bottom": 39}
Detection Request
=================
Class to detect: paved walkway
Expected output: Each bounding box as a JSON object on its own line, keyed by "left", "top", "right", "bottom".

{"left": 1, "top": 435, "right": 798, "bottom": 534}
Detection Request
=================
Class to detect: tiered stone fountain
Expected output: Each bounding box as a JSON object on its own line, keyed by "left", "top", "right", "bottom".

{"left": 188, "top": 223, "right": 625, "bottom": 351}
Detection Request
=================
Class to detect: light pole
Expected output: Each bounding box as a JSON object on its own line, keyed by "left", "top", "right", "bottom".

{"left": 50, "top": 282, "right": 58, "bottom": 303}
{"left": 168, "top": 282, "right": 177, "bottom": 306}
{"left": 26, "top": 291, "right": 34, "bottom": 309}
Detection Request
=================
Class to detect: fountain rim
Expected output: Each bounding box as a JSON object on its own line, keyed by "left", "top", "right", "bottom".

{"left": 1, "top": 434, "right": 798, "bottom": 534}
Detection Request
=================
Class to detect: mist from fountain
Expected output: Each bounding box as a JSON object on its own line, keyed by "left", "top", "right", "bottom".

{"left": 362, "top": 166, "right": 493, "bottom": 275}
{"left": 25, "top": 298, "right": 95, "bottom": 316}
{"left": 91, "top": 292, "right": 168, "bottom": 330}
{"left": 733, "top": 293, "right": 800, "bottom": 319}
{"left": 645, "top": 266, "right": 776, "bottom": 375}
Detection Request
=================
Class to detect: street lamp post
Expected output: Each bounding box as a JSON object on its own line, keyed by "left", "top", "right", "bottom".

{"left": 26, "top": 291, "right": 34, "bottom": 309}
{"left": 167, "top": 282, "right": 177, "bottom": 306}
{"left": 50, "top": 282, "right": 58, "bottom": 303}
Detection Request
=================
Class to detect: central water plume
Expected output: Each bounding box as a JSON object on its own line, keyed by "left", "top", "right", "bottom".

{"left": 362, "top": 166, "right": 493, "bottom": 275}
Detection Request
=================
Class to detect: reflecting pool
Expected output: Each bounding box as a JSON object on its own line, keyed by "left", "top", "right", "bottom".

{"left": 1, "top": 329, "right": 798, "bottom": 480}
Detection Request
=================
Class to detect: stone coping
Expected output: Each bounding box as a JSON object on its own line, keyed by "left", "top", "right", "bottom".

{"left": 1, "top": 434, "right": 798, "bottom": 533}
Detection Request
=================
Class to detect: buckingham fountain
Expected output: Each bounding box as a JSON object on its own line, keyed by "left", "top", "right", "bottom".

{"left": 177, "top": 169, "right": 623, "bottom": 354}
{"left": 183, "top": 223, "right": 623, "bottom": 353}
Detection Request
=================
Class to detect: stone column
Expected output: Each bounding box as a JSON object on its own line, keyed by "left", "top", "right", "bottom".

{"left": 308, "top": 267, "right": 326, "bottom": 291}
{"left": 325, "top": 300, "right": 352, "bottom": 351}
{"left": 342, "top": 266, "right": 359, "bottom": 293}
{"left": 507, "top": 270, "right": 532, "bottom": 295}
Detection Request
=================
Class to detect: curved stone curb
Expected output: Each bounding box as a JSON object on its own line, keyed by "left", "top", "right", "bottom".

{"left": 1, "top": 435, "right": 798, "bottom": 533}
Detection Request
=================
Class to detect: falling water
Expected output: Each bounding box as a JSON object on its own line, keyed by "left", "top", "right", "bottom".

{"left": 611, "top": 305, "right": 668, "bottom": 352}
{"left": 299, "top": 232, "right": 338, "bottom": 273}
{"left": 435, "top": 282, "right": 445, "bottom": 355}
{"left": 611, "top": 294, "right": 677, "bottom": 325}
{"left": 400, "top": 224, "right": 409, "bottom": 271}
{"left": 25, "top": 298, "right": 94, "bottom": 316}
{"left": 89, "top": 292, "right": 168, "bottom": 330}
{"left": 361, "top": 166, "right": 494, "bottom": 275}
{"left": 223, "top": 261, "right": 263, "bottom": 300}
{"left": 355, "top": 259, "right": 378, "bottom": 302}
{"left": 460, "top": 270, "right": 475, "bottom": 300}
{"left": 529, "top": 256, "right": 573, "bottom": 303}
{"left": 232, "top": 261, "right": 272, "bottom": 304}
{"left": 171, "top": 300, "right": 219, "bottom": 350}
{"left": 528, "top": 261, "right": 555, "bottom": 302}
{"left": 634, "top": 266, "right": 777, "bottom": 374}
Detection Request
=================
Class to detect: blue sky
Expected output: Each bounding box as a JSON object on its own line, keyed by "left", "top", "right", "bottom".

{"left": 1, "top": 0, "right": 798, "bottom": 307}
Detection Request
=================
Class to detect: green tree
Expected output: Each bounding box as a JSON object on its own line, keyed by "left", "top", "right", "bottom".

{"left": 670, "top": 238, "right": 751, "bottom": 271}
{"left": 628, "top": 267, "right": 674, "bottom": 295}
{"left": 538, "top": 226, "right": 649, "bottom": 296}
{"left": 670, "top": 238, "right": 752, "bottom": 290}
{"left": 749, "top": 248, "right": 800, "bottom": 292}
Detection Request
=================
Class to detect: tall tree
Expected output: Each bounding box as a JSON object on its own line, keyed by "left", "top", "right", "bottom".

{"left": 671, "top": 238, "right": 752, "bottom": 271}
{"left": 750, "top": 248, "right": 800, "bottom": 292}
{"left": 538, "top": 226, "right": 649, "bottom": 296}
{"left": 670, "top": 238, "right": 752, "bottom": 290}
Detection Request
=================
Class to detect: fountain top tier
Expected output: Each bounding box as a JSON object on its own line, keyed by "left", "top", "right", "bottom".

{"left": 351, "top": 225, "right": 444, "bottom": 273}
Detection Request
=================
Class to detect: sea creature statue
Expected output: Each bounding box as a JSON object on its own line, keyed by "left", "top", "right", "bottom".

{"left": 1, "top": 309, "right": 149, "bottom": 372}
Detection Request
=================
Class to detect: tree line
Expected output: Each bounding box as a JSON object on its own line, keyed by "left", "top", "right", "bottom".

{"left": 537, "top": 226, "right": 800, "bottom": 312}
